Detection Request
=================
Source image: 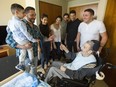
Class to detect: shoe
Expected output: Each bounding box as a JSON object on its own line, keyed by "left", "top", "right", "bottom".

{"left": 48, "top": 62, "right": 51, "bottom": 67}
{"left": 37, "top": 72, "right": 45, "bottom": 80}
{"left": 28, "top": 61, "right": 34, "bottom": 66}
{"left": 41, "top": 68, "right": 46, "bottom": 74}
{"left": 44, "top": 64, "right": 48, "bottom": 70}
{"left": 15, "top": 64, "right": 25, "bottom": 71}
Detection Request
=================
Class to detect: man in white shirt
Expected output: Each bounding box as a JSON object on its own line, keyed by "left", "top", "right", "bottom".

{"left": 76, "top": 8, "right": 108, "bottom": 52}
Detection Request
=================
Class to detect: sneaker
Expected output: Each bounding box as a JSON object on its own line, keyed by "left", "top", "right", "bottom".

{"left": 37, "top": 72, "right": 45, "bottom": 80}
{"left": 28, "top": 61, "right": 34, "bottom": 66}
{"left": 15, "top": 64, "right": 25, "bottom": 71}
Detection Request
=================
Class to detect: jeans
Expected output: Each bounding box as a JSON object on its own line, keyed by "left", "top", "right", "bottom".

{"left": 40, "top": 42, "right": 50, "bottom": 68}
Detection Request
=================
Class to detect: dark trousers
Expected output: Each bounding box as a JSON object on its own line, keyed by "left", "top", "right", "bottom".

{"left": 41, "top": 42, "right": 50, "bottom": 68}
{"left": 61, "top": 40, "right": 66, "bottom": 58}
{"left": 54, "top": 42, "right": 61, "bottom": 60}
{"left": 67, "top": 41, "right": 77, "bottom": 52}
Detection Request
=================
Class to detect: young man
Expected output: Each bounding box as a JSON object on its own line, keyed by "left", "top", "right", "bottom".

{"left": 66, "top": 10, "right": 81, "bottom": 52}
{"left": 61, "top": 13, "right": 69, "bottom": 45}
{"left": 76, "top": 8, "right": 108, "bottom": 53}
{"left": 6, "top": 6, "right": 44, "bottom": 75}
{"left": 44, "top": 40, "right": 100, "bottom": 82}
{"left": 7, "top": 3, "right": 39, "bottom": 70}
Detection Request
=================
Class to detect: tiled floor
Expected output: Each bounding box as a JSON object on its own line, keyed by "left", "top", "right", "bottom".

{"left": 91, "top": 80, "right": 109, "bottom": 87}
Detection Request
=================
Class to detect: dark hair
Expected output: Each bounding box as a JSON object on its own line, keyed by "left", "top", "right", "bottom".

{"left": 56, "top": 16, "right": 62, "bottom": 21}
{"left": 70, "top": 10, "right": 76, "bottom": 15}
{"left": 11, "top": 3, "right": 24, "bottom": 14}
{"left": 41, "top": 13, "right": 48, "bottom": 19}
{"left": 24, "top": 6, "right": 35, "bottom": 14}
{"left": 84, "top": 8, "right": 94, "bottom": 15}
{"left": 63, "top": 13, "right": 69, "bottom": 17}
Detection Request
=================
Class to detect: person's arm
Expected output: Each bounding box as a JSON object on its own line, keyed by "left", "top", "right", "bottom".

{"left": 65, "top": 68, "right": 91, "bottom": 80}
{"left": 60, "top": 44, "right": 76, "bottom": 60}
{"left": 98, "top": 21, "right": 108, "bottom": 53}
{"left": 6, "top": 27, "right": 32, "bottom": 49}
{"left": 20, "top": 22, "right": 39, "bottom": 42}
{"left": 99, "top": 32, "right": 108, "bottom": 52}
{"left": 60, "top": 66, "right": 79, "bottom": 79}
{"left": 76, "top": 32, "right": 81, "bottom": 51}
{"left": 6, "top": 27, "right": 18, "bottom": 48}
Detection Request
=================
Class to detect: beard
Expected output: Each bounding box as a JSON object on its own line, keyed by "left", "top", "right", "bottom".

{"left": 27, "top": 16, "right": 35, "bottom": 24}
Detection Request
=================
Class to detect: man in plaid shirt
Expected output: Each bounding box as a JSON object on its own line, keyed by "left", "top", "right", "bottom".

{"left": 6, "top": 6, "right": 44, "bottom": 75}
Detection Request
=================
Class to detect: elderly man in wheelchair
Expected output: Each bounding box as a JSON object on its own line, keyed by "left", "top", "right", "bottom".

{"left": 43, "top": 40, "right": 115, "bottom": 87}
{"left": 43, "top": 40, "right": 97, "bottom": 86}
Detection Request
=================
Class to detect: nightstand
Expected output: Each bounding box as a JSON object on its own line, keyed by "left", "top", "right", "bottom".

{"left": 0, "top": 46, "right": 9, "bottom": 58}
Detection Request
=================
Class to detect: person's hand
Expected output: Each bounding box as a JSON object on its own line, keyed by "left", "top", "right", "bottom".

{"left": 24, "top": 43, "right": 32, "bottom": 49}
{"left": 60, "top": 44, "right": 63, "bottom": 51}
{"left": 74, "top": 39, "right": 77, "bottom": 42}
{"left": 60, "top": 44, "right": 69, "bottom": 53}
{"left": 60, "top": 66, "right": 66, "bottom": 72}
{"left": 98, "top": 46, "right": 103, "bottom": 53}
{"left": 77, "top": 46, "right": 81, "bottom": 52}
{"left": 38, "top": 45, "right": 41, "bottom": 53}
{"left": 36, "top": 39, "right": 40, "bottom": 42}
{"left": 48, "top": 35, "right": 55, "bottom": 41}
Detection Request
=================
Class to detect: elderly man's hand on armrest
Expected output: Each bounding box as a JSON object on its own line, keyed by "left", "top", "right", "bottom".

{"left": 60, "top": 66, "right": 66, "bottom": 72}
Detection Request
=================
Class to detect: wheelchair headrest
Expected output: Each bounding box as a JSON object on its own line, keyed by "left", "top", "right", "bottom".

{"left": 91, "top": 40, "right": 100, "bottom": 52}
{"left": 96, "top": 71, "right": 105, "bottom": 80}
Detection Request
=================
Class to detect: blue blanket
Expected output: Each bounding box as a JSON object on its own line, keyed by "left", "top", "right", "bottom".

{"left": 1, "top": 72, "right": 50, "bottom": 87}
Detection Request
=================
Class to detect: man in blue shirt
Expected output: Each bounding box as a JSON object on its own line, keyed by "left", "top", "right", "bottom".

{"left": 6, "top": 6, "right": 44, "bottom": 75}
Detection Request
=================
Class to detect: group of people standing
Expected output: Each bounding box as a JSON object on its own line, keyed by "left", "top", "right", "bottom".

{"left": 6, "top": 3, "right": 108, "bottom": 81}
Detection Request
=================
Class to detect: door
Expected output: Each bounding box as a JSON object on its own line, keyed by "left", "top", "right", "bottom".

{"left": 39, "top": 1, "right": 62, "bottom": 25}
{"left": 103, "top": 0, "right": 116, "bottom": 87}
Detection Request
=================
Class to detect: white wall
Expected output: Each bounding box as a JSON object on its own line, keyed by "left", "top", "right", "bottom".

{"left": 0, "top": 0, "right": 26, "bottom": 25}
{"left": 67, "top": 0, "right": 108, "bottom": 21}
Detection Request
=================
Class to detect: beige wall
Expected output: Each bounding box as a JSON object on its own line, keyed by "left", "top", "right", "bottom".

{"left": 0, "top": 0, "right": 67, "bottom": 25}
{"left": 0, "top": 0, "right": 26, "bottom": 25}
{"left": 68, "top": 0, "right": 99, "bottom": 8}
{"left": 97, "top": 0, "right": 108, "bottom": 21}
{"left": 67, "top": 0, "right": 108, "bottom": 21}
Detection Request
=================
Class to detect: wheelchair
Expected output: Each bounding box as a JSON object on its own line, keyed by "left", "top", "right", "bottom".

{"left": 49, "top": 52, "right": 116, "bottom": 87}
